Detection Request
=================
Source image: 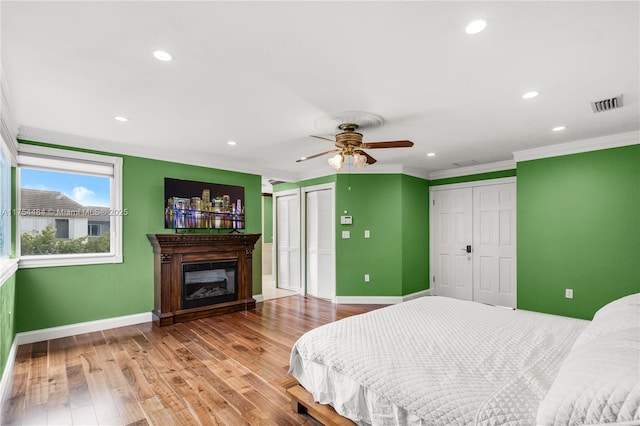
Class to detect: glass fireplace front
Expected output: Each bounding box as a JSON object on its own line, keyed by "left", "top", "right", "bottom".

{"left": 181, "top": 260, "right": 238, "bottom": 309}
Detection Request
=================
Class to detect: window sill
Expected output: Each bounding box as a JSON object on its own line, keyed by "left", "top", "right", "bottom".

{"left": 18, "top": 254, "right": 123, "bottom": 269}
{"left": 0, "top": 258, "right": 19, "bottom": 285}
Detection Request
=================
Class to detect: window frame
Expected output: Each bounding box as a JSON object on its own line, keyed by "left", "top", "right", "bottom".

{"left": 0, "top": 134, "right": 18, "bottom": 284}
{"left": 17, "top": 144, "right": 123, "bottom": 268}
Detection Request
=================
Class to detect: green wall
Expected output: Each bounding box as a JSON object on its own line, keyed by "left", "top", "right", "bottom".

{"left": 262, "top": 195, "right": 273, "bottom": 243}
{"left": 517, "top": 145, "right": 640, "bottom": 319}
{"left": 401, "top": 175, "right": 430, "bottom": 295}
{"left": 0, "top": 273, "right": 16, "bottom": 381}
{"left": 335, "top": 174, "right": 405, "bottom": 296}
{"left": 15, "top": 142, "right": 262, "bottom": 332}
{"left": 275, "top": 173, "right": 430, "bottom": 298}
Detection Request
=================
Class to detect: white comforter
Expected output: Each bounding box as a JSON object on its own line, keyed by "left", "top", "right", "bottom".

{"left": 289, "top": 296, "right": 588, "bottom": 425}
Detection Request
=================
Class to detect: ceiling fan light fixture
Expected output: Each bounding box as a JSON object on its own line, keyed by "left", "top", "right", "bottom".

{"left": 353, "top": 152, "right": 368, "bottom": 170}
{"left": 328, "top": 153, "right": 344, "bottom": 171}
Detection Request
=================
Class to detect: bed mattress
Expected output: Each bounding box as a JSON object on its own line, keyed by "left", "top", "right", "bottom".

{"left": 289, "top": 296, "right": 588, "bottom": 425}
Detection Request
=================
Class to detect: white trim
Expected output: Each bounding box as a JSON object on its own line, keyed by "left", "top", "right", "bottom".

{"left": 298, "top": 164, "right": 430, "bottom": 182}
{"left": 18, "top": 253, "right": 123, "bottom": 268}
{"left": 402, "top": 289, "right": 431, "bottom": 301}
{"left": 15, "top": 312, "right": 152, "bottom": 345}
{"left": 335, "top": 289, "right": 431, "bottom": 305}
{"left": 0, "top": 258, "right": 18, "bottom": 286}
{"left": 301, "top": 182, "right": 336, "bottom": 300}
{"left": 254, "top": 294, "right": 264, "bottom": 303}
{"left": 1, "top": 75, "right": 19, "bottom": 163}
{"left": 0, "top": 338, "right": 18, "bottom": 411}
{"left": 513, "top": 131, "right": 639, "bottom": 162}
{"left": 18, "top": 126, "right": 299, "bottom": 184}
{"left": 16, "top": 144, "right": 123, "bottom": 268}
{"left": 428, "top": 159, "right": 516, "bottom": 180}
{"left": 272, "top": 188, "right": 303, "bottom": 293}
{"left": 430, "top": 176, "right": 517, "bottom": 192}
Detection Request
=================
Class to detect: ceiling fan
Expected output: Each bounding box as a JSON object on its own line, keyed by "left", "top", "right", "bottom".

{"left": 296, "top": 123, "right": 414, "bottom": 171}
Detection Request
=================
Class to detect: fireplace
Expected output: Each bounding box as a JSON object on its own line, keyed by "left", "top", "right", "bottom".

{"left": 147, "top": 233, "right": 261, "bottom": 326}
{"left": 182, "top": 260, "right": 237, "bottom": 308}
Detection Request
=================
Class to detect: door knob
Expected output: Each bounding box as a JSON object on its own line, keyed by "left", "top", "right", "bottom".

{"left": 461, "top": 245, "right": 472, "bottom": 253}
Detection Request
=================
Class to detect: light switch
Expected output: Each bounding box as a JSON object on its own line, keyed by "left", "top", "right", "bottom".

{"left": 342, "top": 231, "right": 350, "bottom": 239}
{"left": 364, "top": 274, "right": 370, "bottom": 282}
{"left": 364, "top": 230, "right": 370, "bottom": 238}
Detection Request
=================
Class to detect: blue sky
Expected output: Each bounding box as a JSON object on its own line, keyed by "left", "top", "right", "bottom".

{"left": 21, "top": 168, "right": 110, "bottom": 207}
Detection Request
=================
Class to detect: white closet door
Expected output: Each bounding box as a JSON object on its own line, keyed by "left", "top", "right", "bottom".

{"left": 432, "top": 188, "right": 473, "bottom": 301}
{"left": 306, "top": 188, "right": 335, "bottom": 300}
{"left": 472, "top": 183, "right": 517, "bottom": 308}
{"left": 275, "top": 192, "right": 300, "bottom": 291}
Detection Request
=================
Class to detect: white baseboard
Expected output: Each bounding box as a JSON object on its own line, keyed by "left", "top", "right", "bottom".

{"left": 335, "top": 288, "right": 431, "bottom": 304}
{"left": 402, "top": 289, "right": 431, "bottom": 301}
{"left": 16, "top": 312, "right": 153, "bottom": 346}
{"left": 254, "top": 294, "right": 264, "bottom": 303}
{"left": 0, "top": 337, "right": 18, "bottom": 416}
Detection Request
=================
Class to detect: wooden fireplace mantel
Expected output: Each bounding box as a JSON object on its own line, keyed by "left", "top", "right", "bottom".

{"left": 147, "top": 233, "right": 261, "bottom": 327}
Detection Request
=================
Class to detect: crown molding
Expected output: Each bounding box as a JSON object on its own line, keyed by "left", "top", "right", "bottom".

{"left": 17, "top": 126, "right": 300, "bottom": 183}
{"left": 513, "top": 131, "right": 639, "bottom": 162}
{"left": 298, "top": 163, "right": 430, "bottom": 182}
{"left": 428, "top": 159, "right": 516, "bottom": 180}
{"left": 0, "top": 74, "right": 19, "bottom": 163}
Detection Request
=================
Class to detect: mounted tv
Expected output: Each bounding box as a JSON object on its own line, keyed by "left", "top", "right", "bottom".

{"left": 164, "top": 178, "right": 245, "bottom": 230}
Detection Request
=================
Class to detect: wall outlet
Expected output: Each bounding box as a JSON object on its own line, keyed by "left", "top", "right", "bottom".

{"left": 364, "top": 274, "right": 370, "bottom": 282}
{"left": 364, "top": 230, "right": 370, "bottom": 238}
{"left": 342, "top": 231, "right": 350, "bottom": 239}
{"left": 565, "top": 288, "right": 573, "bottom": 299}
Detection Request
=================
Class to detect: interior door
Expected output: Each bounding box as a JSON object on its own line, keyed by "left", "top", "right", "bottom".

{"left": 275, "top": 190, "right": 300, "bottom": 291}
{"left": 432, "top": 188, "right": 473, "bottom": 301}
{"left": 305, "top": 188, "right": 335, "bottom": 300}
{"left": 472, "top": 183, "right": 516, "bottom": 308}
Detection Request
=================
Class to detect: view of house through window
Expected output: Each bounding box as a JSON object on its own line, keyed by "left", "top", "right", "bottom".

{"left": 19, "top": 168, "right": 111, "bottom": 255}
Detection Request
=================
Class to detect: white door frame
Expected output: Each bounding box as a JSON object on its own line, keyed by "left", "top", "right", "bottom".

{"left": 273, "top": 188, "right": 303, "bottom": 293}
{"left": 429, "top": 177, "right": 517, "bottom": 303}
{"left": 301, "top": 182, "right": 336, "bottom": 301}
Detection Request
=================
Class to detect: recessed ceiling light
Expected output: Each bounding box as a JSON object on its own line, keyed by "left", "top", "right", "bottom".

{"left": 465, "top": 19, "right": 487, "bottom": 35}
{"left": 153, "top": 50, "right": 173, "bottom": 62}
{"left": 114, "top": 116, "right": 129, "bottom": 122}
{"left": 552, "top": 126, "right": 566, "bottom": 132}
{"left": 427, "top": 152, "right": 436, "bottom": 157}
{"left": 522, "top": 91, "right": 539, "bottom": 99}
{"left": 227, "top": 141, "right": 237, "bottom": 146}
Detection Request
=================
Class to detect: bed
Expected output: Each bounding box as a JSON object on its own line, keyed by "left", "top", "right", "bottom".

{"left": 289, "top": 294, "right": 640, "bottom": 425}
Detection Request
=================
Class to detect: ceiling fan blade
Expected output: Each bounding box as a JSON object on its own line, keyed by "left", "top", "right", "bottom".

{"left": 362, "top": 140, "right": 414, "bottom": 149}
{"left": 355, "top": 150, "right": 377, "bottom": 165}
{"left": 296, "top": 149, "right": 341, "bottom": 162}
{"left": 310, "top": 135, "right": 336, "bottom": 142}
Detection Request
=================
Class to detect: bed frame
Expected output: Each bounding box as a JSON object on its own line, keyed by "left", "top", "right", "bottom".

{"left": 282, "top": 377, "right": 356, "bottom": 425}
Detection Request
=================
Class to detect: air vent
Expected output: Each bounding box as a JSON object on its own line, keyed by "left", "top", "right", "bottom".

{"left": 591, "top": 95, "right": 623, "bottom": 113}
{"left": 453, "top": 160, "right": 480, "bottom": 167}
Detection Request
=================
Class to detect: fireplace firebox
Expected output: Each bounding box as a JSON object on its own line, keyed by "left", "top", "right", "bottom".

{"left": 182, "top": 261, "right": 237, "bottom": 309}
{"left": 147, "top": 233, "right": 261, "bottom": 326}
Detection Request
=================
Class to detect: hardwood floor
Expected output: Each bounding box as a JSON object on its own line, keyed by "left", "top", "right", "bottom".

{"left": 1, "top": 296, "right": 385, "bottom": 426}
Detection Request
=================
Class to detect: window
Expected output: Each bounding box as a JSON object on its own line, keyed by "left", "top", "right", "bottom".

{"left": 0, "top": 139, "right": 11, "bottom": 259}
{"left": 88, "top": 223, "right": 100, "bottom": 237}
{"left": 54, "top": 219, "right": 69, "bottom": 239}
{"left": 18, "top": 144, "right": 123, "bottom": 268}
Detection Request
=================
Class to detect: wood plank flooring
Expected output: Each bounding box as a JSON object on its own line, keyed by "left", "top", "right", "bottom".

{"left": 1, "top": 296, "right": 385, "bottom": 426}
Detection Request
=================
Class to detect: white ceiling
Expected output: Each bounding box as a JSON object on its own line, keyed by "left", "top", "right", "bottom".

{"left": 2, "top": 1, "right": 639, "bottom": 185}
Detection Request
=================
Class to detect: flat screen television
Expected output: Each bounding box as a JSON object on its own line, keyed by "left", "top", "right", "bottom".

{"left": 164, "top": 178, "right": 245, "bottom": 230}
